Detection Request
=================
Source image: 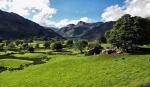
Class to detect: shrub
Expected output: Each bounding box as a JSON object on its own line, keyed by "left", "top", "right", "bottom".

{"left": 35, "top": 44, "right": 40, "bottom": 48}
{"left": 22, "top": 43, "right": 29, "bottom": 50}
{"left": 15, "top": 40, "right": 23, "bottom": 46}
{"left": 28, "top": 47, "right": 34, "bottom": 53}
{"left": 51, "top": 42, "right": 63, "bottom": 51}
{"left": 86, "top": 45, "right": 103, "bottom": 56}
{"left": 7, "top": 42, "right": 16, "bottom": 50}
{"left": 66, "top": 40, "right": 73, "bottom": 47}
{"left": 0, "top": 43, "right": 5, "bottom": 50}
{"left": 44, "top": 41, "right": 50, "bottom": 49}
{"left": 74, "top": 40, "right": 88, "bottom": 53}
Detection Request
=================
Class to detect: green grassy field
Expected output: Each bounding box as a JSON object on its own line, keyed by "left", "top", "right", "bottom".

{"left": 0, "top": 54, "right": 150, "bottom": 87}
{"left": 0, "top": 59, "right": 32, "bottom": 68}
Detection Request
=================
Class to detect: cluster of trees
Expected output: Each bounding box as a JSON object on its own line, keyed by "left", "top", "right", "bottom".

{"left": 106, "top": 14, "right": 150, "bottom": 52}
{"left": 0, "top": 37, "right": 106, "bottom": 55}
{"left": 0, "top": 40, "right": 35, "bottom": 53}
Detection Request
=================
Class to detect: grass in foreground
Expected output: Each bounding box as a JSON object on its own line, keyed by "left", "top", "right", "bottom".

{"left": 0, "top": 54, "right": 150, "bottom": 87}
{"left": 0, "top": 59, "right": 32, "bottom": 68}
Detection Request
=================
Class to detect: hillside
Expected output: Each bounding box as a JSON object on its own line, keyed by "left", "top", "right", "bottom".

{"left": 57, "top": 21, "right": 115, "bottom": 39}
{"left": 0, "top": 10, "right": 63, "bottom": 40}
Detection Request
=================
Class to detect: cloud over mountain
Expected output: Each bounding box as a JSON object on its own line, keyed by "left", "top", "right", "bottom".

{"left": 101, "top": 0, "right": 150, "bottom": 21}
{"left": 0, "top": 0, "right": 91, "bottom": 28}
{"left": 0, "top": 0, "right": 56, "bottom": 25}
{"left": 46, "top": 17, "right": 91, "bottom": 28}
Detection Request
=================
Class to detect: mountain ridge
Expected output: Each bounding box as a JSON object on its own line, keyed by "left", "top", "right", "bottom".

{"left": 0, "top": 10, "right": 63, "bottom": 40}
{"left": 57, "top": 21, "right": 115, "bottom": 40}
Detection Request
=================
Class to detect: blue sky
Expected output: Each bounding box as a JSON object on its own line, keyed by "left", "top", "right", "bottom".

{"left": 0, "top": 0, "right": 149, "bottom": 28}
{"left": 50, "top": 0, "right": 124, "bottom": 22}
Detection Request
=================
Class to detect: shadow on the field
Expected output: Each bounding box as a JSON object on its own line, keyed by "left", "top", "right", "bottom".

{"left": 130, "top": 48, "right": 150, "bottom": 55}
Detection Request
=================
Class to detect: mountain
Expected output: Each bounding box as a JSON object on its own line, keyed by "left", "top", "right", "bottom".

{"left": 45, "top": 27, "right": 59, "bottom": 31}
{"left": 57, "top": 21, "right": 115, "bottom": 40}
{"left": 0, "top": 10, "right": 63, "bottom": 40}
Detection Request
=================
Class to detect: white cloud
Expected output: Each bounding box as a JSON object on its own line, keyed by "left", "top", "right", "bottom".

{"left": 0, "top": 0, "right": 56, "bottom": 25}
{"left": 45, "top": 17, "right": 91, "bottom": 28}
{"left": 0, "top": 0, "right": 91, "bottom": 28}
{"left": 101, "top": 0, "right": 150, "bottom": 22}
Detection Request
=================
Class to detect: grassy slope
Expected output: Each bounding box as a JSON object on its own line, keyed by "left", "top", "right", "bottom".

{"left": 0, "top": 54, "right": 150, "bottom": 87}
{"left": 0, "top": 59, "right": 32, "bottom": 68}
{"left": 13, "top": 53, "right": 47, "bottom": 58}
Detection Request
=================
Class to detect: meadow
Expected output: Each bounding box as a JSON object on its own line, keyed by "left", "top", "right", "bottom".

{"left": 0, "top": 41, "right": 150, "bottom": 87}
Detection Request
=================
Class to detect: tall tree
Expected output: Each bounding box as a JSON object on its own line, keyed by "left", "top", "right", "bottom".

{"left": 75, "top": 40, "right": 88, "bottom": 53}
{"left": 106, "top": 14, "right": 150, "bottom": 51}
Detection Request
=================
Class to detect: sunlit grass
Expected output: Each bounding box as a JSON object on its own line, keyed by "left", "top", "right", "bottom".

{"left": 0, "top": 59, "right": 32, "bottom": 68}
{"left": 0, "top": 54, "right": 150, "bottom": 87}
{"left": 13, "top": 53, "right": 47, "bottom": 58}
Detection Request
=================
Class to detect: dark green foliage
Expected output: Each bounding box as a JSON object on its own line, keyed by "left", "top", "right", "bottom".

{"left": 86, "top": 45, "right": 103, "bottom": 56}
{"left": 0, "top": 43, "right": 5, "bottom": 50}
{"left": 22, "top": 43, "right": 29, "bottom": 50}
{"left": 66, "top": 40, "right": 73, "bottom": 47}
{"left": 4, "top": 40, "right": 11, "bottom": 46}
{"left": 35, "top": 44, "right": 40, "bottom": 48}
{"left": 44, "top": 41, "right": 50, "bottom": 49}
{"left": 27, "top": 39, "right": 33, "bottom": 43}
{"left": 51, "top": 42, "right": 63, "bottom": 51}
{"left": 75, "top": 40, "right": 88, "bottom": 53}
{"left": 28, "top": 47, "right": 34, "bottom": 53}
{"left": 7, "top": 43, "right": 16, "bottom": 50}
{"left": 106, "top": 14, "right": 150, "bottom": 51}
{"left": 15, "top": 40, "right": 23, "bottom": 46}
{"left": 99, "top": 37, "right": 107, "bottom": 43}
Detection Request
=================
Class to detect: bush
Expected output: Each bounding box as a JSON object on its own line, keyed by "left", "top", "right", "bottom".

{"left": 0, "top": 43, "right": 5, "bottom": 50}
{"left": 28, "top": 47, "right": 34, "bottom": 53}
{"left": 66, "top": 40, "right": 73, "bottom": 47}
{"left": 7, "top": 42, "right": 16, "bottom": 50}
{"left": 86, "top": 45, "right": 103, "bottom": 56}
{"left": 15, "top": 40, "right": 23, "bottom": 46}
{"left": 51, "top": 42, "right": 63, "bottom": 51}
{"left": 44, "top": 41, "right": 50, "bottom": 49}
{"left": 22, "top": 43, "right": 29, "bottom": 50}
{"left": 74, "top": 40, "right": 88, "bottom": 53}
{"left": 35, "top": 44, "right": 40, "bottom": 48}
{"left": 5, "top": 40, "right": 11, "bottom": 46}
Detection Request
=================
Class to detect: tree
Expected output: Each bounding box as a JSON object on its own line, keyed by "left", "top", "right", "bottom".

{"left": 15, "top": 40, "right": 23, "bottom": 46}
{"left": 7, "top": 42, "right": 16, "bottom": 50}
{"left": 105, "top": 14, "right": 150, "bottom": 51}
{"left": 0, "top": 43, "right": 5, "bottom": 50}
{"left": 99, "top": 37, "right": 107, "bottom": 43}
{"left": 66, "top": 40, "right": 73, "bottom": 47}
{"left": 28, "top": 47, "right": 34, "bottom": 53}
{"left": 75, "top": 40, "right": 88, "bottom": 53}
{"left": 35, "top": 43, "right": 40, "bottom": 48}
{"left": 4, "top": 40, "right": 11, "bottom": 46}
{"left": 44, "top": 41, "right": 50, "bottom": 49}
{"left": 22, "top": 43, "right": 29, "bottom": 50}
{"left": 51, "top": 42, "right": 63, "bottom": 51}
{"left": 86, "top": 45, "right": 103, "bottom": 56}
